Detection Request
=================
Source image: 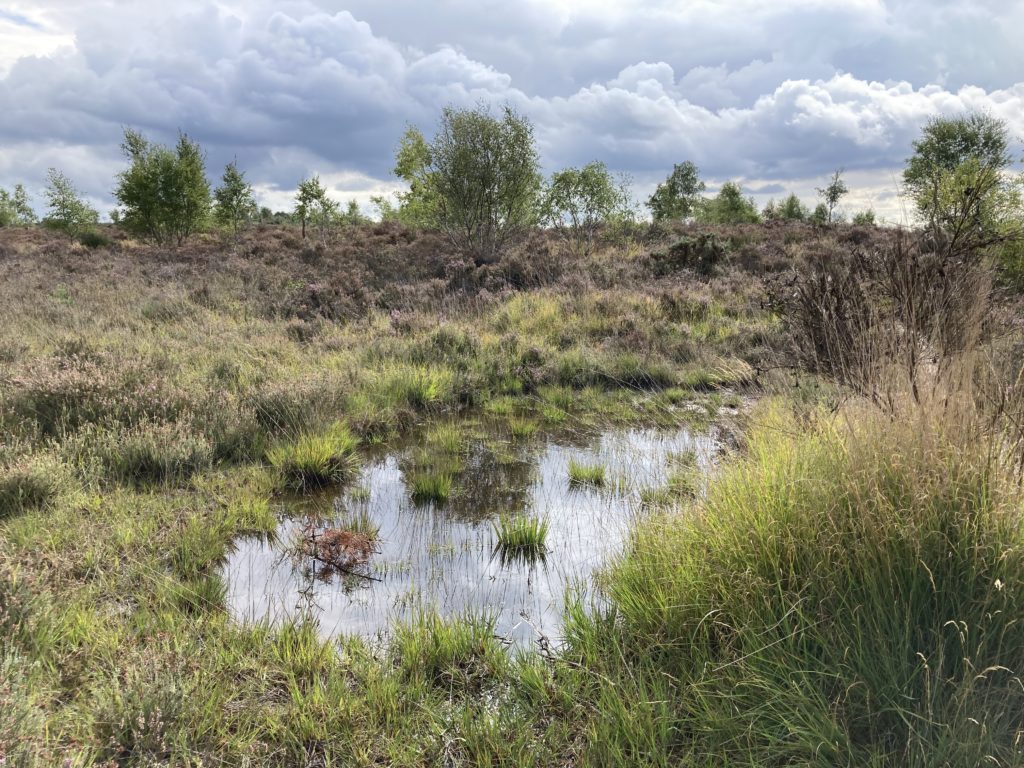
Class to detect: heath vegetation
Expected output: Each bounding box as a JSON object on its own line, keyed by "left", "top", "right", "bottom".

{"left": 1, "top": 107, "right": 1023, "bottom": 765}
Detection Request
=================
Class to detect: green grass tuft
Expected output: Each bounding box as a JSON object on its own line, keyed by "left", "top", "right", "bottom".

{"left": 493, "top": 514, "right": 549, "bottom": 564}
{"left": 267, "top": 423, "right": 360, "bottom": 492}
{"left": 567, "top": 459, "right": 606, "bottom": 487}
{"left": 0, "top": 457, "right": 63, "bottom": 517}
{"left": 408, "top": 471, "right": 454, "bottom": 505}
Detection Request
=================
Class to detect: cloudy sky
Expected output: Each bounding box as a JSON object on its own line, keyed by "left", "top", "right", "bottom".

{"left": 1, "top": 0, "right": 1022, "bottom": 222}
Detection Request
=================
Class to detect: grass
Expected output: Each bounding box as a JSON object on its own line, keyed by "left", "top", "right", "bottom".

{"left": 492, "top": 514, "right": 549, "bottom": 564}
{"left": 267, "top": 423, "right": 360, "bottom": 492}
{"left": 507, "top": 417, "right": 539, "bottom": 439}
{"left": 409, "top": 471, "right": 454, "bottom": 505}
{"left": 571, "top": 401, "right": 1024, "bottom": 765}
{"left": 11, "top": 223, "right": 1005, "bottom": 764}
{"left": 0, "top": 457, "right": 63, "bottom": 517}
{"left": 567, "top": 458, "right": 606, "bottom": 487}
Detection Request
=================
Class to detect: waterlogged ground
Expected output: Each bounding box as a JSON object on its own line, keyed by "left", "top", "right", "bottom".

{"left": 224, "top": 422, "right": 716, "bottom": 644}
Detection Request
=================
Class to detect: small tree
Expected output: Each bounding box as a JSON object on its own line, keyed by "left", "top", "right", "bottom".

{"left": 338, "top": 199, "right": 368, "bottom": 226}
{"left": 212, "top": 160, "right": 258, "bottom": 237}
{"left": 0, "top": 184, "right": 36, "bottom": 226}
{"left": 428, "top": 104, "right": 542, "bottom": 264}
{"left": 696, "top": 181, "right": 760, "bottom": 224}
{"left": 816, "top": 169, "right": 848, "bottom": 225}
{"left": 42, "top": 169, "right": 99, "bottom": 237}
{"left": 392, "top": 126, "right": 438, "bottom": 228}
{"left": 294, "top": 176, "right": 339, "bottom": 242}
{"left": 647, "top": 161, "right": 705, "bottom": 221}
{"left": 903, "top": 113, "right": 1020, "bottom": 245}
{"left": 114, "top": 128, "right": 211, "bottom": 245}
{"left": 809, "top": 203, "right": 829, "bottom": 226}
{"left": 542, "top": 161, "right": 633, "bottom": 256}
{"left": 779, "top": 193, "right": 809, "bottom": 221}
{"left": 852, "top": 209, "right": 876, "bottom": 226}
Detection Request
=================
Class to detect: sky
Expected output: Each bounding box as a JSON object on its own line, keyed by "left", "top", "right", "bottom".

{"left": 1, "top": 0, "right": 1022, "bottom": 222}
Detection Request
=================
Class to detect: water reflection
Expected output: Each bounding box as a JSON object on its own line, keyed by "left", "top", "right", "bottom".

{"left": 223, "top": 425, "right": 715, "bottom": 645}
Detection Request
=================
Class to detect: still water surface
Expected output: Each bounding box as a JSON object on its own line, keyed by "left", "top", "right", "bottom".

{"left": 223, "top": 424, "right": 715, "bottom": 645}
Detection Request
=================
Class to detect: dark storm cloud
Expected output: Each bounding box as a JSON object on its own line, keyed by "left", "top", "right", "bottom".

{"left": 0, "top": 0, "right": 1022, "bottom": 220}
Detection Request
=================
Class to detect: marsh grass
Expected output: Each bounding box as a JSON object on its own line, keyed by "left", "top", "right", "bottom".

{"left": 267, "top": 423, "right": 360, "bottom": 492}
{"left": 425, "top": 421, "right": 465, "bottom": 455}
{"left": 567, "top": 458, "right": 606, "bottom": 487}
{"left": 569, "top": 401, "right": 1024, "bottom": 765}
{"left": 492, "top": 514, "right": 548, "bottom": 564}
{"left": 394, "top": 611, "right": 506, "bottom": 691}
{"left": 409, "top": 471, "right": 454, "bottom": 505}
{"left": 507, "top": 417, "right": 538, "bottom": 439}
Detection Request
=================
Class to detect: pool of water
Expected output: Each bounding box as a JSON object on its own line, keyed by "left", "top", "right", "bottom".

{"left": 223, "top": 423, "right": 716, "bottom": 646}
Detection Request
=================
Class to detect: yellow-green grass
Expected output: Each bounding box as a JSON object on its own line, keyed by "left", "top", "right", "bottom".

{"left": 267, "top": 423, "right": 360, "bottom": 492}
{"left": 567, "top": 459, "right": 606, "bottom": 487}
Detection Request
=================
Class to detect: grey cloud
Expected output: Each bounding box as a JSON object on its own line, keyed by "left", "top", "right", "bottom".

{"left": 0, "top": 0, "right": 1022, "bottom": 223}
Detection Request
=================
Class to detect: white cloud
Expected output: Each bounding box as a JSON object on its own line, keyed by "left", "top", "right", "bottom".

{"left": 0, "top": 0, "right": 1021, "bottom": 224}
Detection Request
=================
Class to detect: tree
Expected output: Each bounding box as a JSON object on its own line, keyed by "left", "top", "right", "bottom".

{"left": 647, "top": 161, "right": 705, "bottom": 221}
{"left": 114, "top": 129, "right": 211, "bottom": 245}
{"left": 338, "top": 199, "right": 368, "bottom": 226}
{"left": 696, "top": 181, "right": 760, "bottom": 224}
{"left": 809, "top": 203, "right": 829, "bottom": 225}
{"left": 779, "top": 193, "right": 809, "bottom": 221}
{"left": 852, "top": 209, "right": 876, "bottom": 226}
{"left": 391, "top": 126, "right": 438, "bottom": 227}
{"left": 0, "top": 184, "right": 36, "bottom": 226}
{"left": 42, "top": 169, "right": 99, "bottom": 237}
{"left": 213, "top": 160, "right": 257, "bottom": 237}
{"left": 422, "top": 104, "right": 542, "bottom": 264}
{"left": 541, "top": 161, "right": 633, "bottom": 256}
{"left": 294, "top": 175, "right": 338, "bottom": 241}
{"left": 816, "top": 169, "right": 848, "bottom": 225}
{"left": 903, "top": 113, "right": 1019, "bottom": 239}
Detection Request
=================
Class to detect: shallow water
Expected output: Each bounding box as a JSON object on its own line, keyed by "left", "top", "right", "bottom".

{"left": 223, "top": 424, "right": 715, "bottom": 646}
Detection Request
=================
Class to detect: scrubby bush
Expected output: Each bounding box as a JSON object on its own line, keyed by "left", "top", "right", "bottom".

{"left": 212, "top": 160, "right": 258, "bottom": 237}
{"left": 114, "top": 128, "right": 211, "bottom": 245}
{"left": 695, "top": 182, "right": 760, "bottom": 224}
{"left": 651, "top": 233, "right": 728, "bottom": 276}
{"left": 542, "top": 161, "right": 634, "bottom": 256}
{"left": 647, "top": 161, "right": 705, "bottom": 221}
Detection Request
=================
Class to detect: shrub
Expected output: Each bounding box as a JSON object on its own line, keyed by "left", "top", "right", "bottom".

{"left": 651, "top": 234, "right": 728, "bottom": 277}
{"left": 114, "top": 128, "right": 211, "bottom": 245}
{"left": 42, "top": 168, "right": 99, "bottom": 237}
{"left": 542, "top": 161, "right": 634, "bottom": 256}
{"left": 78, "top": 231, "right": 111, "bottom": 249}
{"left": 403, "top": 105, "right": 542, "bottom": 265}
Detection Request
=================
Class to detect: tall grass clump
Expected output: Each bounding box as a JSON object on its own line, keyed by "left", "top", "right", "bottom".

{"left": 409, "top": 471, "right": 454, "bottom": 505}
{"left": 574, "top": 401, "right": 1024, "bottom": 765}
{"left": 87, "top": 422, "right": 214, "bottom": 486}
{"left": 0, "top": 457, "right": 63, "bottom": 517}
{"left": 493, "top": 514, "right": 548, "bottom": 564}
{"left": 393, "top": 611, "right": 506, "bottom": 691}
{"left": 268, "top": 423, "right": 360, "bottom": 492}
{"left": 567, "top": 459, "right": 605, "bottom": 487}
